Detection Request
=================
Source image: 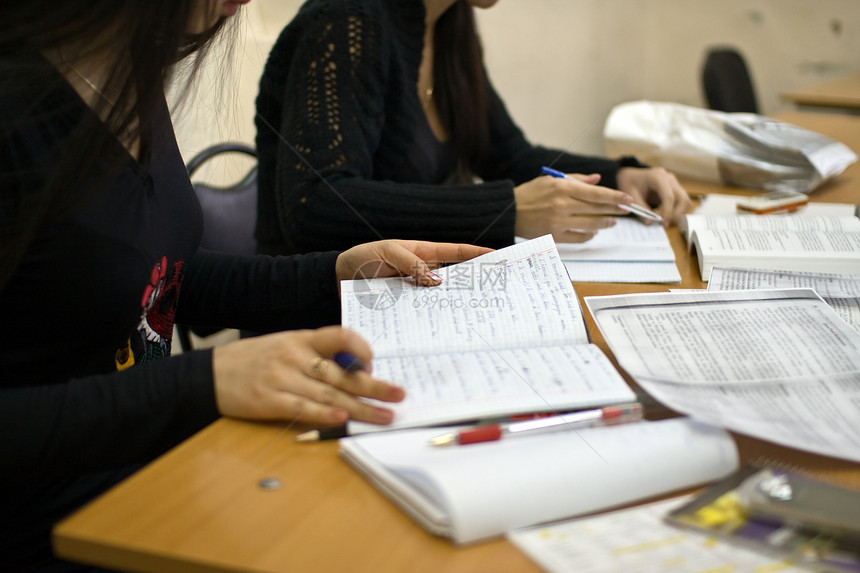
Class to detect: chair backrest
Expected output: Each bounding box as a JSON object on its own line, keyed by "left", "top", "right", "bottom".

{"left": 175, "top": 143, "right": 258, "bottom": 352}
{"left": 702, "top": 48, "right": 759, "bottom": 114}
{"left": 187, "top": 143, "right": 258, "bottom": 256}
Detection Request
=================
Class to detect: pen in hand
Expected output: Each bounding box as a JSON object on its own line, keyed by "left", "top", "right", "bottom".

{"left": 540, "top": 166, "right": 663, "bottom": 223}
{"left": 333, "top": 351, "right": 365, "bottom": 373}
{"left": 429, "top": 403, "right": 643, "bottom": 447}
{"left": 295, "top": 351, "right": 366, "bottom": 443}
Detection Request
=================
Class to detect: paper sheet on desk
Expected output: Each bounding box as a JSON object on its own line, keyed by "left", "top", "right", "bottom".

{"left": 563, "top": 261, "right": 681, "bottom": 283}
{"left": 586, "top": 288, "right": 860, "bottom": 463}
{"left": 708, "top": 267, "right": 860, "bottom": 335}
{"left": 518, "top": 218, "right": 681, "bottom": 283}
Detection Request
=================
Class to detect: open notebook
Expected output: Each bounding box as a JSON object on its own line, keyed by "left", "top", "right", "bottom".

{"left": 340, "top": 236, "right": 636, "bottom": 434}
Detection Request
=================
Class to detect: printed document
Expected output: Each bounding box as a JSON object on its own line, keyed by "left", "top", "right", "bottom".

{"left": 585, "top": 289, "right": 860, "bottom": 462}
{"left": 708, "top": 267, "right": 860, "bottom": 333}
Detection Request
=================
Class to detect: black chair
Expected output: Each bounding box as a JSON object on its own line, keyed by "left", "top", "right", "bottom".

{"left": 702, "top": 47, "right": 759, "bottom": 113}
{"left": 176, "top": 143, "right": 258, "bottom": 352}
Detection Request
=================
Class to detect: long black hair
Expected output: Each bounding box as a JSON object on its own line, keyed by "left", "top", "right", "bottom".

{"left": 0, "top": 0, "right": 234, "bottom": 291}
{"left": 433, "top": 0, "right": 491, "bottom": 183}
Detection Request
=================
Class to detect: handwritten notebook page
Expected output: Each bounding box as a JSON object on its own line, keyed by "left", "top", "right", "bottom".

{"left": 341, "top": 235, "right": 588, "bottom": 356}
{"left": 342, "top": 236, "right": 635, "bottom": 433}
{"left": 350, "top": 344, "right": 633, "bottom": 432}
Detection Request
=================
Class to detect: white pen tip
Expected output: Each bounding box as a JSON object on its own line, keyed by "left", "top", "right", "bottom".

{"left": 429, "top": 434, "right": 456, "bottom": 447}
{"left": 294, "top": 430, "right": 320, "bottom": 442}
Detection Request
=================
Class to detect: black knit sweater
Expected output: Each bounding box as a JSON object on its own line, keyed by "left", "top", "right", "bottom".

{"left": 255, "top": 0, "right": 641, "bottom": 254}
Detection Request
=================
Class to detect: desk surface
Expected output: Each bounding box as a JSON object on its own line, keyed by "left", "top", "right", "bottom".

{"left": 54, "top": 111, "right": 860, "bottom": 573}
{"left": 780, "top": 72, "right": 860, "bottom": 110}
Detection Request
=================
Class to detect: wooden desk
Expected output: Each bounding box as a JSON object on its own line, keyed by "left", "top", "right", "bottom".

{"left": 780, "top": 72, "right": 860, "bottom": 111}
{"left": 54, "top": 111, "right": 860, "bottom": 573}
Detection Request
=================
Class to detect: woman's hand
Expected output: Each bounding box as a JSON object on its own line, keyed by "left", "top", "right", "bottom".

{"left": 513, "top": 173, "right": 632, "bottom": 243}
{"left": 616, "top": 167, "right": 693, "bottom": 226}
{"left": 335, "top": 239, "right": 493, "bottom": 286}
{"left": 214, "top": 239, "right": 492, "bottom": 427}
{"left": 212, "top": 326, "right": 404, "bottom": 426}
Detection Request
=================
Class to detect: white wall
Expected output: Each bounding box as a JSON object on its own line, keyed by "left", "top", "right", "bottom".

{"left": 172, "top": 0, "right": 860, "bottom": 182}
{"left": 477, "top": 0, "right": 860, "bottom": 154}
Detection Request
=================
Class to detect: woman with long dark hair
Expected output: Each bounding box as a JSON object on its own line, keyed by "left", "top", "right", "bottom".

{"left": 0, "top": 1, "right": 489, "bottom": 569}
{"left": 255, "top": 0, "right": 692, "bottom": 256}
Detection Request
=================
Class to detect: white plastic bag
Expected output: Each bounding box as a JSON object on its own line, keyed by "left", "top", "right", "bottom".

{"left": 604, "top": 100, "right": 857, "bottom": 193}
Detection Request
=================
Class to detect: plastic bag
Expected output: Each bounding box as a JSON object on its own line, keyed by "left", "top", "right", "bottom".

{"left": 604, "top": 100, "right": 857, "bottom": 193}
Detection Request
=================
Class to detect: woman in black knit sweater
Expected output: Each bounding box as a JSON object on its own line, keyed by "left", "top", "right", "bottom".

{"left": 255, "top": 0, "right": 692, "bottom": 255}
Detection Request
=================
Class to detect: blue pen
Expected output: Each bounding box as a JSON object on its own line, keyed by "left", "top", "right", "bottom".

{"left": 334, "top": 351, "right": 365, "bottom": 373}
{"left": 540, "top": 165, "right": 663, "bottom": 222}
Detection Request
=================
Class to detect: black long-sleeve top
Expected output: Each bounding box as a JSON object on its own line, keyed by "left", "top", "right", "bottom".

{"left": 0, "top": 52, "right": 342, "bottom": 566}
{"left": 255, "top": 0, "right": 641, "bottom": 255}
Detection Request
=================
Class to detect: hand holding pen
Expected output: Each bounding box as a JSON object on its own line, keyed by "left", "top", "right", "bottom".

{"left": 212, "top": 328, "right": 405, "bottom": 428}
{"left": 512, "top": 167, "right": 641, "bottom": 244}
{"left": 541, "top": 166, "right": 663, "bottom": 223}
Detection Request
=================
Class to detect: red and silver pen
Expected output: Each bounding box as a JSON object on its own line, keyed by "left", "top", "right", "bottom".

{"left": 429, "top": 403, "right": 643, "bottom": 447}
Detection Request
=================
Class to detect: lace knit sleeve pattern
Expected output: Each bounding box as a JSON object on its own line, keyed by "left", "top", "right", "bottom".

{"left": 288, "top": 15, "right": 367, "bottom": 178}
{"left": 255, "top": 0, "right": 518, "bottom": 254}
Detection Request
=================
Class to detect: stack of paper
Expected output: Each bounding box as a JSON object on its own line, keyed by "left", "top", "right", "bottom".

{"left": 519, "top": 218, "right": 681, "bottom": 283}
{"left": 556, "top": 218, "right": 680, "bottom": 283}
{"left": 340, "top": 418, "right": 738, "bottom": 544}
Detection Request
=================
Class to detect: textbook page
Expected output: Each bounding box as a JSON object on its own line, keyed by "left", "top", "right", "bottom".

{"left": 340, "top": 418, "right": 738, "bottom": 544}
{"left": 687, "top": 220, "right": 860, "bottom": 279}
{"left": 708, "top": 267, "right": 860, "bottom": 333}
{"left": 586, "top": 289, "right": 860, "bottom": 462}
{"left": 508, "top": 496, "right": 810, "bottom": 573}
{"left": 341, "top": 235, "right": 588, "bottom": 357}
{"left": 682, "top": 212, "right": 860, "bottom": 242}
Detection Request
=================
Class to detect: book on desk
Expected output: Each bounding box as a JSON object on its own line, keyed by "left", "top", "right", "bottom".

{"left": 680, "top": 211, "right": 860, "bottom": 281}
